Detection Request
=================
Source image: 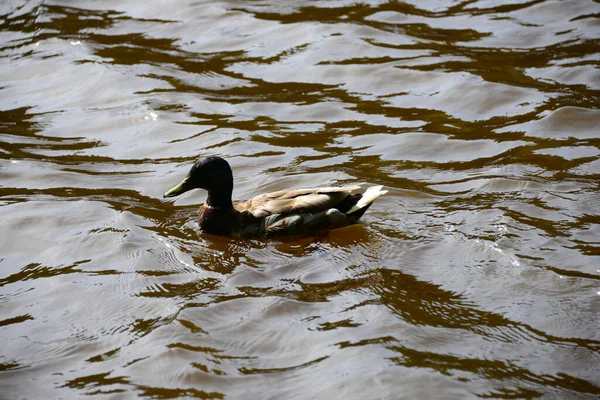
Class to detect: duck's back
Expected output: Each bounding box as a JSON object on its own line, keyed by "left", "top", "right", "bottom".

{"left": 237, "top": 185, "right": 362, "bottom": 218}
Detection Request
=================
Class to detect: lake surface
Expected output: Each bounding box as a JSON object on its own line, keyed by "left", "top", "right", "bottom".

{"left": 1, "top": 0, "right": 599, "bottom": 398}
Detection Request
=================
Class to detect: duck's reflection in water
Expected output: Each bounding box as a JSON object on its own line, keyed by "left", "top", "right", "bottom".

{"left": 187, "top": 222, "right": 378, "bottom": 274}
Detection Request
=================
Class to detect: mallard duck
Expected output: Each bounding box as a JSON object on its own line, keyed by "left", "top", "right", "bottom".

{"left": 164, "top": 156, "right": 387, "bottom": 237}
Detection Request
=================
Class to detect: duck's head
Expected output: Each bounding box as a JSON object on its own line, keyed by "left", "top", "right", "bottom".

{"left": 163, "top": 156, "right": 233, "bottom": 198}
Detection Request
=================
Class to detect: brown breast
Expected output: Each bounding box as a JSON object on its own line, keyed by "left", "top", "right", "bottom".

{"left": 198, "top": 204, "right": 240, "bottom": 236}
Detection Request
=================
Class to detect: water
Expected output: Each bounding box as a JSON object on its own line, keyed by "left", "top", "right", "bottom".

{"left": 1, "top": 0, "right": 599, "bottom": 398}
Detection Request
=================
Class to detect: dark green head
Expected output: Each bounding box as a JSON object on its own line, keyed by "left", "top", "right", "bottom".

{"left": 163, "top": 156, "right": 234, "bottom": 200}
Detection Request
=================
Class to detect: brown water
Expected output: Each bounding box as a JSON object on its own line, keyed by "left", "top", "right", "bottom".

{"left": 1, "top": 0, "right": 599, "bottom": 398}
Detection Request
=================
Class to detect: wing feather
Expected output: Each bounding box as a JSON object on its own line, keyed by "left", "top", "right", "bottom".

{"left": 236, "top": 185, "right": 361, "bottom": 218}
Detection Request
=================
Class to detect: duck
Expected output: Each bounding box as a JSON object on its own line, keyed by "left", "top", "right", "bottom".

{"left": 163, "top": 156, "right": 387, "bottom": 237}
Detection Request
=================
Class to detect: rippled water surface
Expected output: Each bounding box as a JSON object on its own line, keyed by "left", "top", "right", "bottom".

{"left": 1, "top": 0, "right": 600, "bottom": 398}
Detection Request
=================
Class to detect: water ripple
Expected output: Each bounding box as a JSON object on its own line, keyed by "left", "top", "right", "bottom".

{"left": 1, "top": 0, "right": 599, "bottom": 398}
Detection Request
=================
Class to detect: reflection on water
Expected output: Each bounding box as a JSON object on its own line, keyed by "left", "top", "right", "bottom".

{"left": 1, "top": 0, "right": 599, "bottom": 398}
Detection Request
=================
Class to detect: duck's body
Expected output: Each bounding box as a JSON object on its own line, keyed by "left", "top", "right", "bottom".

{"left": 164, "top": 156, "right": 387, "bottom": 238}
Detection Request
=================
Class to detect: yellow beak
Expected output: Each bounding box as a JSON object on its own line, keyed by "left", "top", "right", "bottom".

{"left": 163, "top": 178, "right": 192, "bottom": 198}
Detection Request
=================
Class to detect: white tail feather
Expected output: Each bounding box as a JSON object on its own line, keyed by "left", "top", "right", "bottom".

{"left": 347, "top": 185, "right": 388, "bottom": 214}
